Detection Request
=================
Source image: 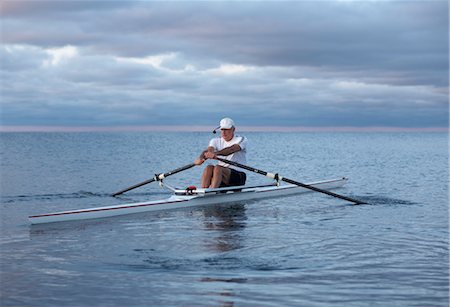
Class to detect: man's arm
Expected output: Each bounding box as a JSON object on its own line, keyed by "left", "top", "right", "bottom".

{"left": 204, "top": 144, "right": 241, "bottom": 159}
{"left": 215, "top": 144, "right": 241, "bottom": 156}
{"left": 194, "top": 147, "right": 215, "bottom": 165}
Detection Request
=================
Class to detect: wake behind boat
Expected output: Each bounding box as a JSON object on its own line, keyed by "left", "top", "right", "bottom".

{"left": 29, "top": 177, "right": 348, "bottom": 225}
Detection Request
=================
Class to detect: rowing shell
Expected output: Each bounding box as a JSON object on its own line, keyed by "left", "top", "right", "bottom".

{"left": 29, "top": 177, "right": 348, "bottom": 225}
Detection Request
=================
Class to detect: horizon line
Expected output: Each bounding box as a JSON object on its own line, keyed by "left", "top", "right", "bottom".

{"left": 0, "top": 125, "right": 448, "bottom": 133}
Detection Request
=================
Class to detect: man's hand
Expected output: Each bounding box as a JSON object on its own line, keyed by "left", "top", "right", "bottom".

{"left": 204, "top": 151, "right": 217, "bottom": 160}
{"left": 194, "top": 158, "right": 205, "bottom": 165}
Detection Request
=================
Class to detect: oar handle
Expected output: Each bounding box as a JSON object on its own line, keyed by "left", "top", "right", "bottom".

{"left": 112, "top": 163, "right": 196, "bottom": 197}
{"left": 216, "top": 157, "right": 365, "bottom": 205}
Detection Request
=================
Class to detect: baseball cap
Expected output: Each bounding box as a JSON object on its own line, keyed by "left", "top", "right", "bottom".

{"left": 219, "top": 117, "right": 235, "bottom": 129}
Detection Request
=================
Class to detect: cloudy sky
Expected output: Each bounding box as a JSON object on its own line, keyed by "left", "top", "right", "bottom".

{"left": 1, "top": 1, "right": 448, "bottom": 131}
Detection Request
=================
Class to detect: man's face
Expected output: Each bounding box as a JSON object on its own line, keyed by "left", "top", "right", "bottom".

{"left": 221, "top": 127, "right": 235, "bottom": 141}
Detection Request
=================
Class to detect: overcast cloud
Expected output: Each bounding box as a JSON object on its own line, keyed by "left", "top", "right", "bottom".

{"left": 1, "top": 1, "right": 448, "bottom": 130}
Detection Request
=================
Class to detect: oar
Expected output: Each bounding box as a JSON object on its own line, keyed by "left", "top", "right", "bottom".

{"left": 215, "top": 157, "right": 365, "bottom": 204}
{"left": 112, "top": 163, "right": 196, "bottom": 197}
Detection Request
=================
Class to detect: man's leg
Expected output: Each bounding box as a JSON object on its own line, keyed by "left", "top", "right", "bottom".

{"left": 201, "top": 165, "right": 214, "bottom": 188}
{"left": 209, "top": 165, "right": 231, "bottom": 188}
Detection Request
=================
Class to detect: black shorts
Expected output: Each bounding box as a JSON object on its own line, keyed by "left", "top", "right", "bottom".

{"left": 222, "top": 169, "right": 246, "bottom": 187}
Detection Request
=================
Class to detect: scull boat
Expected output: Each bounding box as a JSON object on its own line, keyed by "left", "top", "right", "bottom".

{"left": 28, "top": 177, "right": 348, "bottom": 225}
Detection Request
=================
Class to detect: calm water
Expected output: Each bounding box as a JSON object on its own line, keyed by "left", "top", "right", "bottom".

{"left": 0, "top": 132, "right": 448, "bottom": 306}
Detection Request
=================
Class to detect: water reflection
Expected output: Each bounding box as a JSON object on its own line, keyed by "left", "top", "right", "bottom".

{"left": 29, "top": 219, "right": 108, "bottom": 238}
{"left": 200, "top": 203, "right": 248, "bottom": 306}
{"left": 201, "top": 277, "right": 248, "bottom": 307}
{"left": 202, "top": 203, "right": 247, "bottom": 252}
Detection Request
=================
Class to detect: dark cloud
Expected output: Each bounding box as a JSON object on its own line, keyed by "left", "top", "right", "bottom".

{"left": 1, "top": 1, "right": 448, "bottom": 129}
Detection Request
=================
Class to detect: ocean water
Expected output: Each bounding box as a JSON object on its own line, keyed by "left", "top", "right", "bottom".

{"left": 0, "top": 132, "right": 448, "bottom": 307}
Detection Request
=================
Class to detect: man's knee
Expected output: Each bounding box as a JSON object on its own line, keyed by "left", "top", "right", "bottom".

{"left": 202, "top": 165, "right": 214, "bottom": 177}
{"left": 213, "top": 165, "right": 223, "bottom": 174}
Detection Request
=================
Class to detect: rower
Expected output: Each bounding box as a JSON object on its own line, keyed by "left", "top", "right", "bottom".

{"left": 194, "top": 117, "right": 247, "bottom": 188}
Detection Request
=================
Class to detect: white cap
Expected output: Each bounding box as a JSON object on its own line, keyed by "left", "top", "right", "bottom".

{"left": 219, "top": 117, "right": 235, "bottom": 129}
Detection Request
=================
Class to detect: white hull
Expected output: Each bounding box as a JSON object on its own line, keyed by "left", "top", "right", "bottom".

{"left": 29, "top": 178, "right": 348, "bottom": 224}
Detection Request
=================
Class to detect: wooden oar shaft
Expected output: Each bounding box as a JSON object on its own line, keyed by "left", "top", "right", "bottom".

{"left": 216, "top": 157, "right": 364, "bottom": 204}
{"left": 112, "top": 163, "right": 196, "bottom": 197}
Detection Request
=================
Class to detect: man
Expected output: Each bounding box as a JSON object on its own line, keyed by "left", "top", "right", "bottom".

{"left": 195, "top": 117, "right": 247, "bottom": 188}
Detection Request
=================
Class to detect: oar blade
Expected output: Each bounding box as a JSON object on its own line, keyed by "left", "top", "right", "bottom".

{"left": 281, "top": 177, "right": 365, "bottom": 204}
{"left": 112, "top": 178, "right": 156, "bottom": 197}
